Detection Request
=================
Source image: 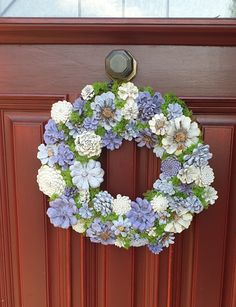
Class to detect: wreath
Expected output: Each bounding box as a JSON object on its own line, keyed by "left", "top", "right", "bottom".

{"left": 37, "top": 81, "right": 218, "bottom": 254}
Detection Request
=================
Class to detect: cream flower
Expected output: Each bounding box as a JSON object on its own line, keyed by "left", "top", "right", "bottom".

{"left": 203, "top": 186, "right": 218, "bottom": 205}
{"left": 118, "top": 82, "right": 139, "bottom": 102}
{"left": 112, "top": 194, "right": 131, "bottom": 215}
{"left": 81, "top": 85, "right": 94, "bottom": 100}
{"left": 195, "top": 165, "right": 215, "bottom": 187}
{"left": 149, "top": 113, "right": 168, "bottom": 135}
{"left": 153, "top": 145, "right": 165, "bottom": 158}
{"left": 150, "top": 195, "right": 169, "bottom": 213}
{"left": 37, "top": 165, "right": 66, "bottom": 197}
{"left": 164, "top": 210, "right": 193, "bottom": 233}
{"left": 162, "top": 115, "right": 200, "bottom": 155}
{"left": 75, "top": 131, "right": 102, "bottom": 158}
{"left": 177, "top": 165, "right": 200, "bottom": 184}
{"left": 51, "top": 100, "right": 73, "bottom": 124}
{"left": 79, "top": 190, "right": 90, "bottom": 203}
{"left": 115, "top": 238, "right": 125, "bottom": 248}
{"left": 121, "top": 100, "right": 139, "bottom": 120}
{"left": 72, "top": 220, "right": 86, "bottom": 233}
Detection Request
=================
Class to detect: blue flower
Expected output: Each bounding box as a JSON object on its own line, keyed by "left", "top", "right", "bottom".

{"left": 168, "top": 196, "right": 186, "bottom": 214}
{"left": 64, "top": 187, "right": 78, "bottom": 198}
{"left": 86, "top": 218, "right": 115, "bottom": 245}
{"left": 83, "top": 117, "right": 99, "bottom": 130}
{"left": 135, "top": 128, "right": 157, "bottom": 149}
{"left": 47, "top": 196, "right": 78, "bottom": 229}
{"left": 127, "top": 198, "right": 156, "bottom": 232}
{"left": 156, "top": 210, "right": 171, "bottom": 225}
{"left": 159, "top": 233, "right": 175, "bottom": 248}
{"left": 111, "top": 216, "right": 131, "bottom": 237}
{"left": 91, "top": 92, "right": 121, "bottom": 130}
{"left": 122, "top": 121, "right": 138, "bottom": 141}
{"left": 178, "top": 183, "right": 193, "bottom": 195}
{"left": 184, "top": 144, "right": 212, "bottom": 167}
{"left": 184, "top": 196, "right": 204, "bottom": 214}
{"left": 37, "top": 144, "right": 58, "bottom": 166}
{"left": 102, "top": 131, "right": 122, "bottom": 150}
{"left": 167, "top": 103, "right": 183, "bottom": 120}
{"left": 44, "top": 119, "right": 65, "bottom": 145}
{"left": 136, "top": 92, "right": 164, "bottom": 121}
{"left": 56, "top": 143, "right": 74, "bottom": 169}
{"left": 161, "top": 157, "right": 181, "bottom": 177}
{"left": 73, "top": 97, "right": 85, "bottom": 115}
{"left": 93, "top": 191, "right": 113, "bottom": 216}
{"left": 148, "top": 243, "right": 163, "bottom": 254}
{"left": 65, "top": 121, "right": 83, "bottom": 138}
{"left": 153, "top": 174, "right": 175, "bottom": 195}
{"left": 78, "top": 203, "right": 93, "bottom": 219}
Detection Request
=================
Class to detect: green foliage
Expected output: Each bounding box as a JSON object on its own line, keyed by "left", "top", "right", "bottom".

{"left": 92, "top": 82, "right": 109, "bottom": 95}
{"left": 49, "top": 193, "right": 59, "bottom": 201}
{"left": 171, "top": 176, "right": 181, "bottom": 186}
{"left": 61, "top": 169, "right": 73, "bottom": 187}
{"left": 100, "top": 212, "right": 118, "bottom": 223}
{"left": 162, "top": 93, "right": 192, "bottom": 118}
{"left": 83, "top": 101, "right": 93, "bottom": 118}
{"left": 89, "top": 187, "right": 100, "bottom": 200}
{"left": 192, "top": 186, "right": 208, "bottom": 207}
{"left": 113, "top": 118, "right": 129, "bottom": 136}
{"left": 177, "top": 142, "right": 200, "bottom": 163}
{"left": 70, "top": 111, "right": 83, "bottom": 124}
{"left": 114, "top": 98, "right": 126, "bottom": 109}
{"left": 135, "top": 121, "right": 149, "bottom": 131}
{"left": 143, "top": 189, "right": 160, "bottom": 201}
{"left": 95, "top": 125, "right": 106, "bottom": 136}
{"left": 140, "top": 86, "right": 154, "bottom": 96}
{"left": 57, "top": 123, "right": 70, "bottom": 135}
{"left": 111, "top": 80, "right": 122, "bottom": 94}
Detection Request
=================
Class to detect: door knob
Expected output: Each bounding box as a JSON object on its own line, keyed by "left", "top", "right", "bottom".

{"left": 105, "top": 49, "right": 137, "bottom": 81}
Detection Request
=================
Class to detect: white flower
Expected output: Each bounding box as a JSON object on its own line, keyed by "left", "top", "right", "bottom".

{"left": 37, "top": 165, "right": 66, "bottom": 197}
{"left": 131, "top": 237, "right": 149, "bottom": 247}
{"left": 121, "top": 100, "right": 139, "bottom": 120}
{"left": 75, "top": 131, "right": 102, "bottom": 158}
{"left": 118, "top": 82, "right": 139, "bottom": 102}
{"left": 153, "top": 145, "right": 165, "bottom": 158}
{"left": 203, "top": 186, "right": 218, "bottom": 205}
{"left": 70, "top": 160, "right": 104, "bottom": 190}
{"left": 51, "top": 100, "right": 73, "bottom": 124}
{"left": 149, "top": 113, "right": 168, "bottom": 135}
{"left": 195, "top": 165, "right": 215, "bottom": 187}
{"left": 165, "top": 210, "right": 193, "bottom": 233}
{"left": 72, "top": 220, "right": 86, "bottom": 233}
{"left": 150, "top": 195, "right": 169, "bottom": 213}
{"left": 79, "top": 190, "right": 90, "bottom": 203}
{"left": 112, "top": 194, "right": 131, "bottom": 215}
{"left": 81, "top": 85, "right": 94, "bottom": 100}
{"left": 162, "top": 115, "right": 200, "bottom": 155}
{"left": 177, "top": 165, "right": 200, "bottom": 184}
{"left": 148, "top": 227, "right": 156, "bottom": 236}
{"left": 115, "top": 238, "right": 125, "bottom": 248}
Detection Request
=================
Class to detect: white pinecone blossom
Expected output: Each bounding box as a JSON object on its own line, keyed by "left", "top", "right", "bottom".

{"left": 118, "top": 82, "right": 139, "bottom": 102}
{"left": 149, "top": 113, "right": 168, "bottom": 135}
{"left": 51, "top": 100, "right": 73, "bottom": 124}
{"left": 203, "top": 186, "right": 218, "bottom": 205}
{"left": 177, "top": 165, "right": 200, "bottom": 184}
{"left": 131, "top": 238, "right": 149, "bottom": 247}
{"left": 112, "top": 194, "right": 131, "bottom": 215}
{"left": 79, "top": 190, "right": 90, "bottom": 203}
{"left": 75, "top": 131, "right": 102, "bottom": 158}
{"left": 81, "top": 85, "right": 94, "bottom": 100}
{"left": 195, "top": 165, "right": 215, "bottom": 187}
{"left": 72, "top": 220, "right": 86, "bottom": 233}
{"left": 150, "top": 195, "right": 169, "bottom": 213}
{"left": 37, "top": 165, "right": 66, "bottom": 197}
{"left": 121, "top": 100, "right": 139, "bottom": 120}
{"left": 165, "top": 210, "right": 193, "bottom": 233}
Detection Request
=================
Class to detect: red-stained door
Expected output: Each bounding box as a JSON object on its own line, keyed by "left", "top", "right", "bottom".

{"left": 0, "top": 20, "right": 236, "bottom": 307}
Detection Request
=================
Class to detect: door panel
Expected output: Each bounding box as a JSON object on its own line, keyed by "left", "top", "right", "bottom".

{"left": 0, "top": 43, "right": 235, "bottom": 307}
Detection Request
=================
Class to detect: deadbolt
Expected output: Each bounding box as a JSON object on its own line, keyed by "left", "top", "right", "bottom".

{"left": 105, "top": 50, "right": 137, "bottom": 81}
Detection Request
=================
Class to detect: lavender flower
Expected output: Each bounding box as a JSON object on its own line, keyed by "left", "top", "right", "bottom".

{"left": 111, "top": 216, "right": 131, "bottom": 237}
{"left": 102, "top": 131, "right": 122, "bottom": 150}
{"left": 136, "top": 92, "right": 164, "bottom": 121}
{"left": 127, "top": 198, "right": 156, "bottom": 232}
{"left": 159, "top": 233, "right": 175, "bottom": 248}
{"left": 65, "top": 121, "right": 83, "bottom": 138}
{"left": 153, "top": 174, "right": 175, "bottom": 195}
{"left": 184, "top": 144, "right": 212, "bottom": 167}
{"left": 184, "top": 196, "right": 204, "bottom": 214}
{"left": 37, "top": 144, "right": 58, "bottom": 166}
{"left": 44, "top": 119, "right": 65, "bottom": 145}
{"left": 64, "top": 187, "right": 78, "bottom": 198}
{"left": 161, "top": 157, "right": 181, "bottom": 177}
{"left": 168, "top": 196, "right": 186, "bottom": 214}
{"left": 83, "top": 117, "right": 99, "bottom": 130}
{"left": 167, "top": 103, "right": 183, "bottom": 120}
{"left": 178, "top": 183, "right": 193, "bottom": 195}
{"left": 78, "top": 203, "right": 93, "bottom": 219}
{"left": 73, "top": 97, "right": 85, "bottom": 114}
{"left": 122, "top": 121, "right": 138, "bottom": 141}
{"left": 148, "top": 243, "right": 163, "bottom": 254}
{"left": 156, "top": 210, "right": 171, "bottom": 225}
{"left": 135, "top": 128, "right": 157, "bottom": 149}
{"left": 86, "top": 218, "right": 115, "bottom": 245}
{"left": 47, "top": 196, "right": 78, "bottom": 229}
{"left": 93, "top": 191, "right": 113, "bottom": 216}
{"left": 56, "top": 143, "right": 74, "bottom": 168}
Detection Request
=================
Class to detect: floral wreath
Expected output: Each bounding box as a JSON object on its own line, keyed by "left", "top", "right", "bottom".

{"left": 37, "top": 81, "right": 218, "bottom": 254}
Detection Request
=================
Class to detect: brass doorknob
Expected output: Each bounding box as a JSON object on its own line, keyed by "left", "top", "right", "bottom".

{"left": 105, "top": 50, "right": 137, "bottom": 81}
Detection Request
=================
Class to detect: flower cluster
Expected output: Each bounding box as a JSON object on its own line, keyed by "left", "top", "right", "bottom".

{"left": 37, "top": 81, "right": 218, "bottom": 254}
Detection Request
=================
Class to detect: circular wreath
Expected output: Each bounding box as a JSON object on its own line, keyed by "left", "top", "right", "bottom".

{"left": 37, "top": 81, "right": 218, "bottom": 254}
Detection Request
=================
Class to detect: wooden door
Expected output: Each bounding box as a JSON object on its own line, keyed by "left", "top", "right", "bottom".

{"left": 0, "top": 19, "right": 236, "bottom": 307}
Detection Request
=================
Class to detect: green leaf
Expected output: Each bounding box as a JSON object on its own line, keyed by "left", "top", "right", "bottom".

{"left": 49, "top": 193, "right": 59, "bottom": 201}
{"left": 140, "top": 86, "right": 155, "bottom": 96}
{"left": 70, "top": 111, "right": 83, "bottom": 124}
{"left": 113, "top": 118, "right": 129, "bottom": 136}
{"left": 143, "top": 189, "right": 160, "bottom": 201}
{"left": 171, "top": 176, "right": 181, "bottom": 186}
{"left": 89, "top": 188, "right": 100, "bottom": 200}
{"left": 92, "top": 82, "right": 109, "bottom": 95}
{"left": 135, "top": 121, "right": 149, "bottom": 131}
{"left": 61, "top": 169, "right": 73, "bottom": 187}
{"left": 111, "top": 80, "right": 122, "bottom": 94}
{"left": 161, "top": 93, "right": 192, "bottom": 118}
{"left": 83, "top": 101, "right": 93, "bottom": 118}
{"left": 114, "top": 98, "right": 126, "bottom": 109}
{"left": 192, "top": 186, "right": 208, "bottom": 207}
{"left": 95, "top": 125, "right": 106, "bottom": 136}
